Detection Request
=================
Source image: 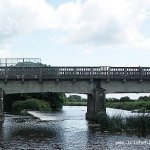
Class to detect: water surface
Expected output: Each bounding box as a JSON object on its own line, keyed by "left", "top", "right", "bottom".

{"left": 0, "top": 106, "right": 150, "bottom": 150}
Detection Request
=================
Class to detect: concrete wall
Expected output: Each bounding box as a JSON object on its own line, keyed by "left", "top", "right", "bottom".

{"left": 101, "top": 80, "right": 150, "bottom": 94}
{"left": 0, "top": 80, "right": 150, "bottom": 95}
{"left": 0, "top": 80, "right": 96, "bottom": 94}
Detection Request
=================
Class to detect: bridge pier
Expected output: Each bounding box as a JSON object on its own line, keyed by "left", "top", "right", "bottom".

{"left": 0, "top": 90, "right": 4, "bottom": 123}
{"left": 86, "top": 88, "right": 106, "bottom": 122}
{"left": 86, "top": 94, "right": 95, "bottom": 121}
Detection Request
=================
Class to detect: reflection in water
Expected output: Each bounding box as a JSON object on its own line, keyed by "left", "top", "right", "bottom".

{"left": 0, "top": 106, "right": 150, "bottom": 150}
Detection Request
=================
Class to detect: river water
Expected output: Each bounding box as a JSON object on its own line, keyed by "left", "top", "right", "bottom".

{"left": 0, "top": 106, "right": 150, "bottom": 150}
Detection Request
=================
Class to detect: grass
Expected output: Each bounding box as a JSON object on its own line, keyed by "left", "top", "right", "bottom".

{"left": 64, "top": 101, "right": 87, "bottom": 106}
{"left": 106, "top": 101, "right": 150, "bottom": 112}
{"left": 98, "top": 112, "right": 150, "bottom": 135}
{"left": 125, "top": 115, "right": 150, "bottom": 131}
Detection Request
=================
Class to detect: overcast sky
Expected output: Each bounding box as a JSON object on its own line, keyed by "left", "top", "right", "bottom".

{"left": 1, "top": 0, "right": 150, "bottom": 98}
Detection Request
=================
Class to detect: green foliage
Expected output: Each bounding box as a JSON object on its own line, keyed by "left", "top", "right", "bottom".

{"left": 120, "top": 96, "right": 130, "bottom": 102}
{"left": 106, "top": 98, "right": 119, "bottom": 102}
{"left": 64, "top": 94, "right": 87, "bottom": 106}
{"left": 14, "top": 61, "right": 48, "bottom": 67}
{"left": 98, "top": 114, "right": 150, "bottom": 132}
{"left": 107, "top": 116, "right": 124, "bottom": 132}
{"left": 138, "top": 96, "right": 150, "bottom": 101}
{"left": 12, "top": 98, "right": 51, "bottom": 115}
{"left": 4, "top": 92, "right": 66, "bottom": 112}
{"left": 97, "top": 112, "right": 108, "bottom": 130}
{"left": 64, "top": 101, "right": 87, "bottom": 106}
{"left": 107, "top": 101, "right": 150, "bottom": 111}
{"left": 4, "top": 94, "right": 26, "bottom": 112}
{"left": 49, "top": 93, "right": 64, "bottom": 111}
{"left": 12, "top": 101, "right": 23, "bottom": 114}
{"left": 67, "top": 95, "right": 82, "bottom": 102}
{"left": 125, "top": 115, "right": 150, "bottom": 131}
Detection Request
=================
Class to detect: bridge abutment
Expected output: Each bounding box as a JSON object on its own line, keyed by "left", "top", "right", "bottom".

{"left": 86, "top": 88, "right": 106, "bottom": 121}
{"left": 0, "top": 90, "right": 4, "bottom": 123}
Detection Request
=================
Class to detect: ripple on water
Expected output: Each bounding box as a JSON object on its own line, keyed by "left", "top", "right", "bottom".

{"left": 0, "top": 106, "right": 150, "bottom": 150}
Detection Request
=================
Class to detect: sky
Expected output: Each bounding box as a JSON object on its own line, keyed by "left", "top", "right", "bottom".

{"left": 1, "top": 0, "right": 150, "bottom": 98}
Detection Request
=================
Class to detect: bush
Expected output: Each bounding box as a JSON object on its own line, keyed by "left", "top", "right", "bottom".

{"left": 12, "top": 101, "right": 23, "bottom": 114}
{"left": 97, "top": 114, "right": 150, "bottom": 132}
{"left": 49, "top": 93, "right": 64, "bottom": 111}
{"left": 12, "top": 98, "right": 51, "bottom": 115}
{"left": 4, "top": 92, "right": 65, "bottom": 112}
{"left": 107, "top": 116, "right": 125, "bottom": 132}
{"left": 106, "top": 101, "right": 150, "bottom": 111}
{"left": 64, "top": 101, "right": 87, "bottom": 106}
{"left": 120, "top": 96, "right": 130, "bottom": 102}
{"left": 125, "top": 115, "right": 150, "bottom": 131}
{"left": 97, "top": 112, "right": 108, "bottom": 130}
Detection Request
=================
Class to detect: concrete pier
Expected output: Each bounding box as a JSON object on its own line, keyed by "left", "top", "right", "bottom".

{"left": 86, "top": 94, "right": 95, "bottom": 121}
{"left": 94, "top": 88, "right": 106, "bottom": 114}
{"left": 86, "top": 88, "right": 106, "bottom": 121}
{"left": 0, "top": 90, "right": 4, "bottom": 123}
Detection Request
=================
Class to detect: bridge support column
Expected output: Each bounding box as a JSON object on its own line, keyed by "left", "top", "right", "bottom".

{"left": 86, "top": 94, "right": 95, "bottom": 121}
{"left": 94, "top": 88, "right": 106, "bottom": 115}
{"left": 86, "top": 88, "right": 106, "bottom": 122}
{"left": 0, "top": 91, "right": 4, "bottom": 123}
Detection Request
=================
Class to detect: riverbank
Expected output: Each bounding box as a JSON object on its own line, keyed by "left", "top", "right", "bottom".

{"left": 64, "top": 101, "right": 87, "bottom": 106}
{"left": 106, "top": 100, "right": 150, "bottom": 112}
{"left": 64, "top": 100, "right": 150, "bottom": 113}
{"left": 98, "top": 111, "right": 150, "bottom": 135}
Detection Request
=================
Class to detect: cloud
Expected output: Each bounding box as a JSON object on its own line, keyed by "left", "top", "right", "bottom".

{"left": 1, "top": 0, "right": 150, "bottom": 55}
{"left": 57, "top": 0, "right": 150, "bottom": 48}
{"left": 83, "top": 48, "right": 93, "bottom": 54}
{"left": 0, "top": 0, "right": 55, "bottom": 56}
{"left": 0, "top": 0, "right": 57, "bottom": 35}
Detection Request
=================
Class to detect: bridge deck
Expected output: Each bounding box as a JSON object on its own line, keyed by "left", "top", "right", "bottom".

{"left": 0, "top": 66, "right": 150, "bottom": 80}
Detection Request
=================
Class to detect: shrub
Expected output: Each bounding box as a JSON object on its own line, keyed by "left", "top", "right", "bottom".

{"left": 107, "top": 101, "right": 150, "bottom": 111}
{"left": 12, "top": 98, "right": 51, "bottom": 115}
{"left": 107, "top": 115, "right": 125, "bottom": 132}
{"left": 97, "top": 114, "right": 150, "bottom": 132}
{"left": 97, "top": 112, "right": 108, "bottom": 130}
{"left": 50, "top": 93, "right": 64, "bottom": 111}
{"left": 120, "top": 96, "right": 130, "bottom": 102}
{"left": 12, "top": 101, "right": 23, "bottom": 114}
{"left": 125, "top": 115, "right": 150, "bottom": 131}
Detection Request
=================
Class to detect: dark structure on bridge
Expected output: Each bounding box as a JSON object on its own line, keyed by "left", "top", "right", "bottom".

{"left": 0, "top": 58, "right": 150, "bottom": 122}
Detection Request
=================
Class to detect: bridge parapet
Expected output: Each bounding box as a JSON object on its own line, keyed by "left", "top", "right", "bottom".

{"left": 0, "top": 66, "right": 150, "bottom": 80}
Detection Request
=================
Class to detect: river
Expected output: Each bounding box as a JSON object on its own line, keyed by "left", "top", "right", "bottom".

{"left": 0, "top": 106, "right": 150, "bottom": 150}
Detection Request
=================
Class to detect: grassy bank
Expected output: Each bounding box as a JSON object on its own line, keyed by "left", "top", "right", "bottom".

{"left": 64, "top": 101, "right": 87, "bottom": 106}
{"left": 98, "top": 112, "right": 150, "bottom": 134}
{"left": 107, "top": 100, "right": 150, "bottom": 112}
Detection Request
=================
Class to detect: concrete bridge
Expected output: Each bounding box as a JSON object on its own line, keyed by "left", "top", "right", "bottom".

{"left": 0, "top": 58, "right": 150, "bottom": 121}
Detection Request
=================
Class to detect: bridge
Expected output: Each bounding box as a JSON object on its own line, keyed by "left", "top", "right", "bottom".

{"left": 1, "top": 58, "right": 150, "bottom": 121}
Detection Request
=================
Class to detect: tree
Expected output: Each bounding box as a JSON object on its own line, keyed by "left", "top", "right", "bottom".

{"left": 120, "top": 96, "right": 130, "bottom": 102}
{"left": 4, "top": 92, "right": 66, "bottom": 112}
{"left": 67, "top": 95, "right": 82, "bottom": 102}
{"left": 106, "top": 98, "right": 119, "bottom": 102}
{"left": 138, "top": 96, "right": 149, "bottom": 101}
